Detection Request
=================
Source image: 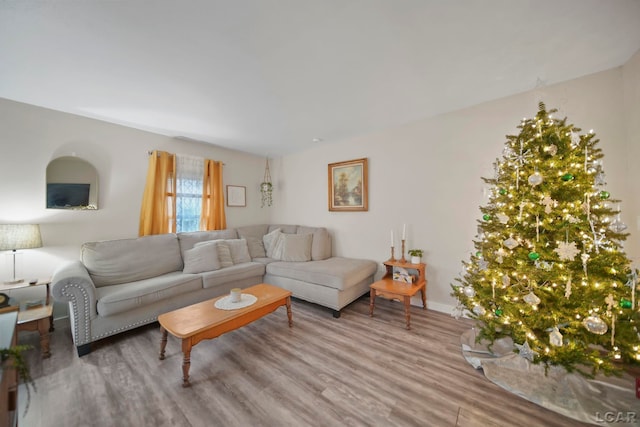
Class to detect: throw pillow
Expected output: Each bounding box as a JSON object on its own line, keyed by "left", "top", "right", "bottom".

{"left": 237, "top": 225, "right": 268, "bottom": 258}
{"left": 279, "top": 233, "right": 313, "bottom": 262}
{"left": 262, "top": 228, "right": 282, "bottom": 258}
{"left": 224, "top": 239, "right": 252, "bottom": 264}
{"left": 194, "top": 240, "right": 234, "bottom": 268}
{"left": 183, "top": 244, "right": 221, "bottom": 274}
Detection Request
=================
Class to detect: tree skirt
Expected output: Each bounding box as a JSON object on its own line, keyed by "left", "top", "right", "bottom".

{"left": 460, "top": 328, "right": 639, "bottom": 426}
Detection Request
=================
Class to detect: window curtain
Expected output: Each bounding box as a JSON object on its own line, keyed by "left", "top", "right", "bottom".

{"left": 201, "top": 159, "right": 226, "bottom": 230}
{"left": 139, "top": 151, "right": 176, "bottom": 236}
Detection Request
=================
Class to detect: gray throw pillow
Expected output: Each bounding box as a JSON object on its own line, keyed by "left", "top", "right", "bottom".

{"left": 183, "top": 244, "right": 221, "bottom": 274}
{"left": 224, "top": 239, "right": 252, "bottom": 264}
{"left": 194, "top": 240, "right": 234, "bottom": 268}
{"left": 279, "top": 234, "right": 313, "bottom": 262}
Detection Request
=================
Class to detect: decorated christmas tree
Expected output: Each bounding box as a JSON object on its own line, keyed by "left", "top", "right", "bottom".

{"left": 452, "top": 103, "right": 640, "bottom": 377}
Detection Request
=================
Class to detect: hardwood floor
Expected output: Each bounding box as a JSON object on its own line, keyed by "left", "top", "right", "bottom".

{"left": 17, "top": 297, "right": 593, "bottom": 427}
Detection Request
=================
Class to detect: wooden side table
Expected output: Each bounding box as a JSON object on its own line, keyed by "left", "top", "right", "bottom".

{"left": 0, "top": 278, "right": 53, "bottom": 359}
{"left": 369, "top": 261, "right": 427, "bottom": 329}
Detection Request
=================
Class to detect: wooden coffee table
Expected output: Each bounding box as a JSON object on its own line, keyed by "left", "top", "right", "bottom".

{"left": 158, "top": 283, "right": 292, "bottom": 387}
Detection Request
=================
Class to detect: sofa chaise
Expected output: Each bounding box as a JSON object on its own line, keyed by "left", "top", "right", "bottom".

{"left": 51, "top": 224, "right": 378, "bottom": 356}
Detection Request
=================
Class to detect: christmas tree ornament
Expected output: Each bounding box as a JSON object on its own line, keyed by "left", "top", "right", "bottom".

{"left": 570, "top": 131, "right": 581, "bottom": 148}
{"left": 499, "top": 188, "right": 507, "bottom": 195}
{"left": 503, "top": 237, "right": 519, "bottom": 250}
{"left": 482, "top": 214, "right": 491, "bottom": 221}
{"left": 594, "top": 172, "right": 606, "bottom": 186}
{"left": 475, "top": 251, "right": 482, "bottom": 257}
{"left": 609, "top": 218, "right": 628, "bottom": 233}
{"left": 564, "top": 276, "right": 572, "bottom": 299}
{"left": 546, "top": 144, "right": 558, "bottom": 156}
{"left": 561, "top": 173, "right": 574, "bottom": 182}
{"left": 515, "top": 341, "right": 536, "bottom": 361}
{"left": 581, "top": 253, "right": 590, "bottom": 278}
{"left": 620, "top": 298, "right": 632, "bottom": 309}
{"left": 463, "top": 286, "right": 476, "bottom": 297}
{"left": 478, "top": 259, "right": 489, "bottom": 271}
{"left": 599, "top": 191, "right": 610, "bottom": 200}
{"left": 549, "top": 327, "right": 563, "bottom": 347}
{"left": 494, "top": 308, "right": 503, "bottom": 316}
{"left": 583, "top": 314, "right": 608, "bottom": 335}
{"left": 541, "top": 195, "right": 556, "bottom": 214}
{"left": 473, "top": 305, "right": 486, "bottom": 316}
{"left": 605, "top": 294, "right": 615, "bottom": 316}
{"left": 554, "top": 241, "right": 580, "bottom": 261}
{"left": 524, "top": 292, "right": 541, "bottom": 306}
{"left": 625, "top": 270, "right": 637, "bottom": 309}
{"left": 502, "top": 275, "right": 511, "bottom": 287}
{"left": 528, "top": 252, "right": 540, "bottom": 261}
{"left": 496, "top": 213, "right": 509, "bottom": 224}
{"left": 528, "top": 171, "right": 543, "bottom": 187}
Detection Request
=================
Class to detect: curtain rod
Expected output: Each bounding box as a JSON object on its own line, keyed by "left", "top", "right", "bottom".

{"left": 147, "top": 151, "right": 225, "bottom": 165}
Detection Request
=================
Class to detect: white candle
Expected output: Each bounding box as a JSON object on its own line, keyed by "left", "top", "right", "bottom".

{"left": 402, "top": 224, "right": 406, "bottom": 240}
{"left": 390, "top": 230, "right": 394, "bottom": 247}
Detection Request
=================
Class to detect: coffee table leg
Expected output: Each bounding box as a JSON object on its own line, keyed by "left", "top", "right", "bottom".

{"left": 404, "top": 296, "right": 411, "bottom": 330}
{"left": 421, "top": 285, "right": 427, "bottom": 310}
{"left": 286, "top": 297, "right": 293, "bottom": 327}
{"left": 181, "top": 339, "right": 192, "bottom": 387}
{"left": 369, "top": 288, "right": 376, "bottom": 317}
{"left": 39, "top": 318, "right": 51, "bottom": 358}
{"left": 159, "top": 326, "right": 167, "bottom": 360}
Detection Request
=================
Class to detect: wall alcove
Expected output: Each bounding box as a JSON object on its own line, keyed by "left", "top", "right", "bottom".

{"left": 46, "top": 156, "right": 98, "bottom": 209}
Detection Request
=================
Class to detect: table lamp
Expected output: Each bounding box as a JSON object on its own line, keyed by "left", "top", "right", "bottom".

{"left": 0, "top": 224, "right": 43, "bottom": 284}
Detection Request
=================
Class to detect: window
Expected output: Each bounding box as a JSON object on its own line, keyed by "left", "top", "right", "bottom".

{"left": 175, "top": 155, "right": 204, "bottom": 232}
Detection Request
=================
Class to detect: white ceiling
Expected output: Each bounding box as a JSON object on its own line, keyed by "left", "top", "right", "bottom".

{"left": 1, "top": 1, "right": 640, "bottom": 157}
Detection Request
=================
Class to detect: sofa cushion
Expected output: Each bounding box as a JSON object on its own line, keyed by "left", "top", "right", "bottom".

{"left": 265, "top": 257, "right": 377, "bottom": 291}
{"left": 268, "top": 224, "right": 297, "bottom": 234}
{"left": 183, "top": 244, "right": 221, "bottom": 274}
{"left": 297, "top": 226, "right": 332, "bottom": 260}
{"left": 195, "top": 240, "right": 234, "bottom": 268}
{"left": 263, "top": 228, "right": 282, "bottom": 258}
{"left": 237, "top": 224, "right": 269, "bottom": 258}
{"left": 278, "top": 233, "right": 313, "bottom": 262}
{"left": 200, "top": 262, "right": 266, "bottom": 289}
{"left": 96, "top": 272, "right": 202, "bottom": 316}
{"left": 177, "top": 229, "right": 238, "bottom": 256}
{"left": 82, "top": 234, "right": 183, "bottom": 287}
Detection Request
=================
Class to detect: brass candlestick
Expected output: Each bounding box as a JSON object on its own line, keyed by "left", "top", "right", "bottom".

{"left": 400, "top": 239, "right": 407, "bottom": 263}
{"left": 388, "top": 246, "right": 396, "bottom": 262}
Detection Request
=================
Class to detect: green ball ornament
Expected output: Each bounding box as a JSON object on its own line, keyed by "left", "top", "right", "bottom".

{"left": 475, "top": 251, "right": 482, "bottom": 257}
{"left": 494, "top": 308, "right": 503, "bottom": 316}
{"left": 482, "top": 214, "right": 491, "bottom": 221}
{"left": 599, "top": 191, "right": 610, "bottom": 200}
{"left": 499, "top": 188, "right": 507, "bottom": 196}
{"left": 528, "top": 252, "right": 540, "bottom": 261}
{"left": 620, "top": 298, "right": 632, "bottom": 309}
{"left": 561, "top": 173, "right": 574, "bottom": 182}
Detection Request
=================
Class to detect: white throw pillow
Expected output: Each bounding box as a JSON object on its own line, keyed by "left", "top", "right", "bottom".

{"left": 224, "top": 239, "right": 252, "bottom": 264}
{"left": 263, "top": 228, "right": 282, "bottom": 258}
{"left": 183, "top": 244, "right": 221, "bottom": 274}
{"left": 194, "top": 240, "right": 234, "bottom": 268}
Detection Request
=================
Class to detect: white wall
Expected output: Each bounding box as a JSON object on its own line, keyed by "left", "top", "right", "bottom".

{"left": 0, "top": 98, "right": 269, "bottom": 314}
{"left": 271, "top": 61, "right": 638, "bottom": 313}
{"left": 623, "top": 49, "right": 640, "bottom": 264}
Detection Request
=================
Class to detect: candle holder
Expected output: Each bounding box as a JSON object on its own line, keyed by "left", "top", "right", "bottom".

{"left": 400, "top": 239, "right": 407, "bottom": 263}
{"left": 388, "top": 246, "right": 396, "bottom": 262}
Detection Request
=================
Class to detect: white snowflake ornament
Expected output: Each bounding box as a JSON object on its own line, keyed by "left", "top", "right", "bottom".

{"left": 554, "top": 241, "right": 580, "bottom": 261}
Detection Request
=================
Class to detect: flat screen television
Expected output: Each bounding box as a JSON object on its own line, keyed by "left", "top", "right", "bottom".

{"left": 47, "top": 183, "right": 90, "bottom": 208}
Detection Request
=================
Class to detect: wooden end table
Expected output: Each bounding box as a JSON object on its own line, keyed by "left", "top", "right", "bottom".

{"left": 158, "top": 283, "right": 292, "bottom": 387}
{"left": 369, "top": 261, "right": 427, "bottom": 329}
{"left": 0, "top": 278, "right": 53, "bottom": 358}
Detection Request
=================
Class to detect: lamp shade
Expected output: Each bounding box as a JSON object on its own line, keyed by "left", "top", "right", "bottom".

{"left": 0, "top": 224, "right": 43, "bottom": 251}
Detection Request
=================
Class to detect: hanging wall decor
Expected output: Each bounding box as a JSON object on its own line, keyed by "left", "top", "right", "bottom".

{"left": 261, "top": 158, "right": 273, "bottom": 208}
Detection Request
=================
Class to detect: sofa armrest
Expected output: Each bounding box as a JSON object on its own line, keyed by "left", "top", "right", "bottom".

{"left": 51, "top": 260, "right": 98, "bottom": 346}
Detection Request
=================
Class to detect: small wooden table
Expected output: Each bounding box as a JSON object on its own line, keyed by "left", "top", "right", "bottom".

{"left": 369, "top": 261, "right": 427, "bottom": 330}
{"left": 158, "top": 283, "right": 292, "bottom": 387}
{"left": 0, "top": 278, "right": 53, "bottom": 358}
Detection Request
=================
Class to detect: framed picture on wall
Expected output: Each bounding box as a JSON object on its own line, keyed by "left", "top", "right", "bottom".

{"left": 328, "top": 158, "right": 368, "bottom": 212}
{"left": 226, "top": 185, "right": 246, "bottom": 207}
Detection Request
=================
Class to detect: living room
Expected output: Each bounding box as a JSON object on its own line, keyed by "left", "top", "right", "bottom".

{"left": 1, "top": 2, "right": 640, "bottom": 426}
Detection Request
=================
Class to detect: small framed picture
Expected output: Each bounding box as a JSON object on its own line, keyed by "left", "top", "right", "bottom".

{"left": 226, "top": 185, "right": 246, "bottom": 207}
{"left": 328, "top": 158, "right": 368, "bottom": 211}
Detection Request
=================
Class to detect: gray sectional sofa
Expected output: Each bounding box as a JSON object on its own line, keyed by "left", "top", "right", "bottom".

{"left": 51, "top": 224, "right": 377, "bottom": 356}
